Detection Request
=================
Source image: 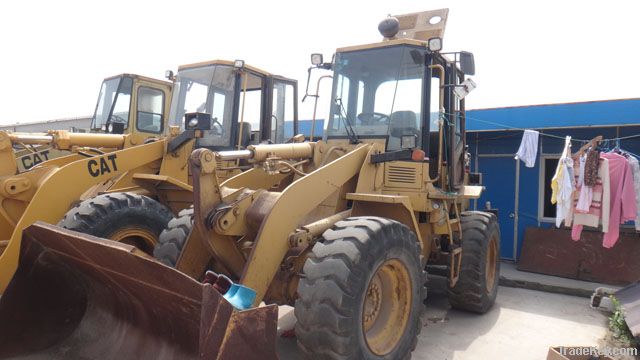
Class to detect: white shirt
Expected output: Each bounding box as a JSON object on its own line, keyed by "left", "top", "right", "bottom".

{"left": 515, "top": 129, "right": 539, "bottom": 168}
{"left": 557, "top": 157, "right": 575, "bottom": 227}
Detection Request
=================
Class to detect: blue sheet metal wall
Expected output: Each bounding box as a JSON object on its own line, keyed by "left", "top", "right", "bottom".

{"left": 467, "top": 99, "right": 640, "bottom": 131}
{"left": 285, "top": 120, "right": 324, "bottom": 138}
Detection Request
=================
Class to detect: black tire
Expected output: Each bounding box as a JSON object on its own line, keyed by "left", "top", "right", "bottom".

{"left": 295, "top": 216, "right": 426, "bottom": 360}
{"left": 448, "top": 211, "right": 500, "bottom": 313}
{"left": 153, "top": 207, "right": 194, "bottom": 267}
{"left": 58, "top": 192, "right": 173, "bottom": 254}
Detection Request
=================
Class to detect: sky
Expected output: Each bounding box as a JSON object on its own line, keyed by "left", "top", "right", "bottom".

{"left": 0, "top": 0, "right": 638, "bottom": 125}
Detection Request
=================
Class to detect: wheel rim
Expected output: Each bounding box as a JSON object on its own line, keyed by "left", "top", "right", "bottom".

{"left": 362, "top": 258, "right": 412, "bottom": 356}
{"left": 109, "top": 227, "right": 157, "bottom": 254}
{"left": 485, "top": 233, "right": 499, "bottom": 293}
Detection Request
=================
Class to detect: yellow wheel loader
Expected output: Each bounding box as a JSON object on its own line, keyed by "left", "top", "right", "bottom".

{"left": 0, "top": 9, "right": 498, "bottom": 360}
{"left": 11, "top": 74, "right": 173, "bottom": 173}
{"left": 0, "top": 59, "right": 300, "bottom": 293}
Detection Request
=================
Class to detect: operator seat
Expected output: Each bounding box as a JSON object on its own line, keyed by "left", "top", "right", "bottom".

{"left": 388, "top": 111, "right": 419, "bottom": 150}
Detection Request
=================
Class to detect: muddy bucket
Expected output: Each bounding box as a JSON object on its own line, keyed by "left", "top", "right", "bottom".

{"left": 0, "top": 222, "right": 278, "bottom": 360}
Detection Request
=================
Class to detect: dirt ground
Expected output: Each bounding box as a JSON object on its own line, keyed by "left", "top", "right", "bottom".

{"left": 277, "top": 277, "right": 613, "bottom": 359}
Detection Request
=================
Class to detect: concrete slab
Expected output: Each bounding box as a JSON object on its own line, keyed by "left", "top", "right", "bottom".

{"left": 500, "top": 262, "right": 621, "bottom": 298}
{"left": 276, "top": 277, "right": 609, "bottom": 359}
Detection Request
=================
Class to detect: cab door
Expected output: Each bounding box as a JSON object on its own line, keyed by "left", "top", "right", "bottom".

{"left": 265, "top": 78, "right": 298, "bottom": 143}
{"left": 130, "top": 78, "right": 172, "bottom": 145}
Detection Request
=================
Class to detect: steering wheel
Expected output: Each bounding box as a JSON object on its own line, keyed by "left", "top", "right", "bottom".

{"left": 211, "top": 117, "right": 224, "bottom": 135}
{"left": 109, "top": 114, "right": 127, "bottom": 123}
{"left": 357, "top": 112, "right": 390, "bottom": 125}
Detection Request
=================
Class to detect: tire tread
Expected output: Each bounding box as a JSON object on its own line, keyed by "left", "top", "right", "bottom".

{"left": 295, "top": 216, "right": 426, "bottom": 359}
{"left": 447, "top": 211, "right": 500, "bottom": 313}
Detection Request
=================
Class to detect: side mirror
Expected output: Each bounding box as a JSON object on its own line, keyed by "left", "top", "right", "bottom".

{"left": 109, "top": 122, "right": 125, "bottom": 134}
{"left": 311, "top": 53, "right": 323, "bottom": 66}
{"left": 459, "top": 51, "right": 475, "bottom": 75}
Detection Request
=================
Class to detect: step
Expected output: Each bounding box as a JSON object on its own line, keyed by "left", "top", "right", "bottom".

{"left": 498, "top": 262, "right": 621, "bottom": 298}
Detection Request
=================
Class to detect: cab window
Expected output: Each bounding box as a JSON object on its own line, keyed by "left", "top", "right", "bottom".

{"left": 136, "top": 87, "right": 165, "bottom": 133}
{"left": 271, "top": 82, "right": 295, "bottom": 143}
{"left": 110, "top": 78, "right": 132, "bottom": 129}
{"left": 238, "top": 72, "right": 263, "bottom": 145}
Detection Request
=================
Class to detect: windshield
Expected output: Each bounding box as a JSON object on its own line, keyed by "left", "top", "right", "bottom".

{"left": 91, "top": 76, "right": 133, "bottom": 130}
{"left": 169, "top": 65, "right": 236, "bottom": 148}
{"left": 325, "top": 45, "right": 426, "bottom": 150}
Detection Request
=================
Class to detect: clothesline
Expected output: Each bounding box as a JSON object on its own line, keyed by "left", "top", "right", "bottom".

{"left": 445, "top": 112, "right": 640, "bottom": 143}
{"left": 446, "top": 113, "right": 640, "bottom": 159}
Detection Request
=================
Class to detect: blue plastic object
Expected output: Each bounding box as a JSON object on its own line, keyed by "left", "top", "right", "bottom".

{"left": 223, "top": 284, "right": 257, "bottom": 310}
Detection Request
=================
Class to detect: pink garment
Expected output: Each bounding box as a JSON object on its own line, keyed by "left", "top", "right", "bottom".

{"left": 601, "top": 152, "right": 637, "bottom": 248}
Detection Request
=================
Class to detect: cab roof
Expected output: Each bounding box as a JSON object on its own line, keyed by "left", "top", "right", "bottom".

{"left": 177, "top": 60, "right": 296, "bottom": 83}
{"left": 336, "top": 38, "right": 427, "bottom": 54}
{"left": 103, "top": 73, "right": 172, "bottom": 86}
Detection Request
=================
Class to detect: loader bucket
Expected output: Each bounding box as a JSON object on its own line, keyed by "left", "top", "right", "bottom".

{"left": 0, "top": 222, "right": 278, "bottom": 360}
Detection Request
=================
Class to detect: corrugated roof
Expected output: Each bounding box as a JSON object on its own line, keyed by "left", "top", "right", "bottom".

{"left": 467, "top": 98, "right": 640, "bottom": 132}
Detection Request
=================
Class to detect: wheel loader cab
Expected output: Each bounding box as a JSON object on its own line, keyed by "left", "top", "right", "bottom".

{"left": 9, "top": 74, "right": 171, "bottom": 173}
{"left": 323, "top": 41, "right": 471, "bottom": 189}
{"left": 90, "top": 74, "right": 172, "bottom": 145}
{"left": 168, "top": 60, "right": 298, "bottom": 151}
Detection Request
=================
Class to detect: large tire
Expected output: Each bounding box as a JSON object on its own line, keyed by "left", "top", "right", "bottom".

{"left": 153, "top": 207, "right": 193, "bottom": 267}
{"left": 58, "top": 192, "right": 173, "bottom": 254}
{"left": 448, "top": 211, "right": 500, "bottom": 313}
{"left": 295, "top": 216, "right": 426, "bottom": 360}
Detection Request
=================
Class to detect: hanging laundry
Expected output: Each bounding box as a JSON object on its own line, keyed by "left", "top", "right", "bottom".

{"left": 577, "top": 154, "right": 586, "bottom": 187}
{"left": 515, "top": 129, "right": 539, "bottom": 168}
{"left": 576, "top": 183, "right": 594, "bottom": 212}
{"left": 600, "top": 152, "right": 637, "bottom": 248}
{"left": 551, "top": 136, "right": 571, "bottom": 205}
{"left": 627, "top": 156, "right": 640, "bottom": 231}
{"left": 571, "top": 157, "right": 610, "bottom": 239}
{"left": 576, "top": 152, "right": 592, "bottom": 212}
{"left": 552, "top": 136, "right": 573, "bottom": 227}
{"left": 557, "top": 157, "right": 575, "bottom": 227}
{"left": 584, "top": 148, "right": 600, "bottom": 186}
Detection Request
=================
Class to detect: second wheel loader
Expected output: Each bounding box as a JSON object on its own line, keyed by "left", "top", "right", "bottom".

{"left": 11, "top": 73, "right": 173, "bottom": 173}
{"left": 0, "top": 60, "right": 300, "bottom": 293}
{"left": 0, "top": 9, "right": 498, "bottom": 360}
